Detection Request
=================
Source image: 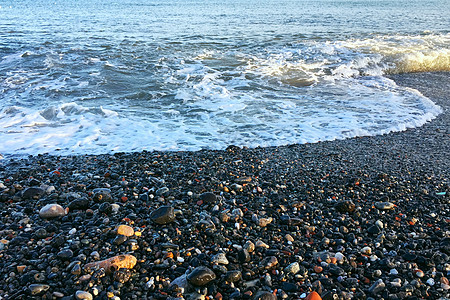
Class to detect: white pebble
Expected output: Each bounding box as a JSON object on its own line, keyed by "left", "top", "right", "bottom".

{"left": 335, "top": 252, "right": 345, "bottom": 262}
{"left": 426, "top": 278, "right": 435, "bottom": 286}
{"left": 390, "top": 269, "right": 398, "bottom": 275}
{"left": 69, "top": 228, "right": 77, "bottom": 235}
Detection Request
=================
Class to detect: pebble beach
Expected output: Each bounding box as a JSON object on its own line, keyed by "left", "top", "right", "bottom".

{"left": 0, "top": 72, "right": 449, "bottom": 299}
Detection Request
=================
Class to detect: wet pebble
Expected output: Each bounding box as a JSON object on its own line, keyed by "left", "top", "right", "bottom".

{"left": 187, "top": 266, "right": 216, "bottom": 286}
{"left": 150, "top": 205, "right": 176, "bottom": 224}
{"left": 39, "top": 203, "right": 66, "bottom": 218}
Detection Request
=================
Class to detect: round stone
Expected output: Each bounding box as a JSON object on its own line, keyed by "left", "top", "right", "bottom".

{"left": 117, "top": 224, "right": 134, "bottom": 237}
{"left": 39, "top": 204, "right": 66, "bottom": 219}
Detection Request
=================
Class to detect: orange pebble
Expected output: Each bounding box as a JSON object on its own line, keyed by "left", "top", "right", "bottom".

{"left": 305, "top": 291, "right": 322, "bottom": 300}
{"left": 313, "top": 265, "right": 323, "bottom": 273}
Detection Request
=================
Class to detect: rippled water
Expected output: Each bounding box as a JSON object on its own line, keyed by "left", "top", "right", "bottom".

{"left": 1, "top": 0, "right": 449, "bottom": 155}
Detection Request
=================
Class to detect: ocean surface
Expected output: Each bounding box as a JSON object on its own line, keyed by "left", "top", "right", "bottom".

{"left": 1, "top": 0, "right": 449, "bottom": 156}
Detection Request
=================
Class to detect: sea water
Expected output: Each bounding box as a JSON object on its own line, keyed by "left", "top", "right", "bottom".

{"left": 0, "top": 0, "right": 449, "bottom": 155}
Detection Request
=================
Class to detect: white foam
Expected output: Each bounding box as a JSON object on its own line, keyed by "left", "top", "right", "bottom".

{"left": 0, "top": 34, "right": 446, "bottom": 156}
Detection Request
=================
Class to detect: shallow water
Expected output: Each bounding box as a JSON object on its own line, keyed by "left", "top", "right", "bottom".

{"left": 1, "top": 0, "right": 449, "bottom": 155}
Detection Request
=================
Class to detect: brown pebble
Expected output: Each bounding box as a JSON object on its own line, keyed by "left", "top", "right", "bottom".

{"left": 117, "top": 225, "right": 134, "bottom": 237}
{"left": 84, "top": 254, "right": 137, "bottom": 274}
{"left": 314, "top": 265, "right": 323, "bottom": 273}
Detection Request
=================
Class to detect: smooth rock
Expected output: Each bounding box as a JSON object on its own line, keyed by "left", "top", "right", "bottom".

{"left": 254, "top": 291, "right": 277, "bottom": 300}
{"left": 22, "top": 187, "right": 45, "bottom": 199}
{"left": 39, "top": 204, "right": 66, "bottom": 219}
{"left": 29, "top": 284, "right": 50, "bottom": 295}
{"left": 200, "top": 192, "right": 217, "bottom": 204}
{"left": 150, "top": 206, "right": 175, "bottom": 224}
{"left": 187, "top": 266, "right": 216, "bottom": 286}
{"left": 75, "top": 290, "right": 93, "bottom": 300}
{"left": 117, "top": 224, "right": 134, "bottom": 237}
{"left": 374, "top": 202, "right": 395, "bottom": 210}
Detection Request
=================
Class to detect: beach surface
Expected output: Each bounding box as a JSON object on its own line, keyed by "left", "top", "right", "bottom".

{"left": 0, "top": 72, "right": 449, "bottom": 299}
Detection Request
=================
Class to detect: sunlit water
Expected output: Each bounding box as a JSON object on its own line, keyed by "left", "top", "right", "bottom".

{"left": 1, "top": 0, "right": 449, "bottom": 155}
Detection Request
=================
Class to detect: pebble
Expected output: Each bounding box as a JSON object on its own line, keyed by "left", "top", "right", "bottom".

{"left": 186, "top": 266, "right": 216, "bottom": 286}
{"left": 254, "top": 291, "right": 277, "bottom": 300}
{"left": 29, "top": 284, "right": 50, "bottom": 295}
{"left": 284, "top": 262, "right": 300, "bottom": 275}
{"left": 211, "top": 252, "right": 229, "bottom": 265}
{"left": 84, "top": 254, "right": 137, "bottom": 274}
{"left": 369, "top": 279, "right": 385, "bottom": 295}
{"left": 116, "top": 224, "right": 135, "bottom": 236}
{"left": 335, "top": 200, "right": 356, "bottom": 213}
{"left": 150, "top": 205, "right": 176, "bottom": 224}
{"left": 22, "top": 187, "right": 45, "bottom": 199}
{"left": 305, "top": 291, "right": 322, "bottom": 300}
{"left": 199, "top": 192, "right": 217, "bottom": 204}
{"left": 75, "top": 290, "right": 93, "bottom": 300}
{"left": 374, "top": 201, "right": 395, "bottom": 210}
{"left": 39, "top": 203, "right": 66, "bottom": 218}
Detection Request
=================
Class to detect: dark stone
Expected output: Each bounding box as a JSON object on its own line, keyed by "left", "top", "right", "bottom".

{"left": 92, "top": 188, "right": 112, "bottom": 202}
{"left": 99, "top": 202, "right": 113, "bottom": 215}
{"left": 113, "top": 235, "right": 128, "bottom": 245}
{"left": 238, "top": 249, "right": 251, "bottom": 263}
{"left": 200, "top": 192, "right": 217, "bottom": 204}
{"left": 281, "top": 282, "right": 298, "bottom": 292}
{"left": 68, "top": 198, "right": 90, "bottom": 210}
{"left": 186, "top": 266, "right": 216, "bottom": 286}
{"left": 150, "top": 206, "right": 175, "bottom": 224}
{"left": 224, "top": 270, "right": 242, "bottom": 282}
{"left": 254, "top": 291, "right": 277, "bottom": 300}
{"left": 33, "top": 228, "right": 48, "bottom": 239}
{"left": 22, "top": 187, "right": 45, "bottom": 199}
{"left": 57, "top": 249, "right": 74, "bottom": 260}
{"left": 335, "top": 200, "right": 356, "bottom": 213}
{"left": 367, "top": 224, "right": 382, "bottom": 235}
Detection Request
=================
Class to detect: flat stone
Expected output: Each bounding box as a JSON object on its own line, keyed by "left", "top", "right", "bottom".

{"left": 187, "top": 266, "right": 216, "bottom": 286}
{"left": 374, "top": 202, "right": 395, "bottom": 210}
{"left": 150, "top": 206, "right": 175, "bottom": 224}
{"left": 22, "top": 187, "right": 45, "bottom": 199}
{"left": 39, "top": 204, "right": 66, "bottom": 219}
{"left": 117, "top": 224, "right": 134, "bottom": 237}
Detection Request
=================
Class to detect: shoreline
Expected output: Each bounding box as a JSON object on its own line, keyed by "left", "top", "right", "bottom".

{"left": 0, "top": 72, "right": 449, "bottom": 299}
